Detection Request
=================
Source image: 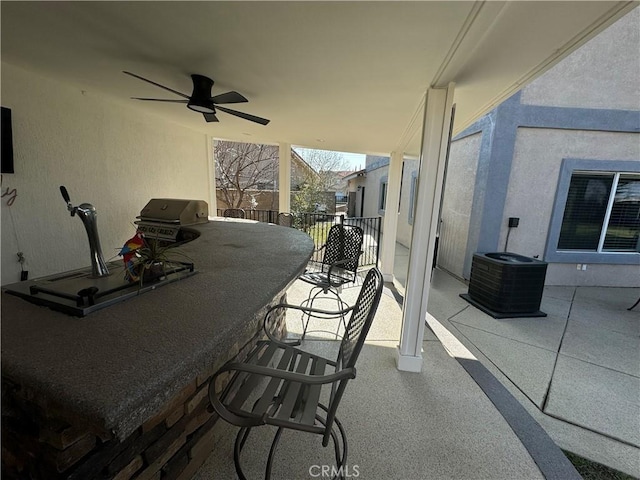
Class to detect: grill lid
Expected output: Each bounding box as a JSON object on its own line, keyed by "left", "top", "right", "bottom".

{"left": 135, "top": 199, "right": 208, "bottom": 242}
{"left": 137, "top": 199, "right": 208, "bottom": 225}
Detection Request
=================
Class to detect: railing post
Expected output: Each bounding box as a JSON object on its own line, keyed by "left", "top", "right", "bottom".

{"left": 340, "top": 214, "right": 345, "bottom": 224}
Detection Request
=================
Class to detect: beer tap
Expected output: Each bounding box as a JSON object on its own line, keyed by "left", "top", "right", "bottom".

{"left": 59, "top": 186, "right": 110, "bottom": 277}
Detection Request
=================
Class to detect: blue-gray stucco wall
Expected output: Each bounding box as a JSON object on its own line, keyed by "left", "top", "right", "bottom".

{"left": 452, "top": 91, "right": 640, "bottom": 278}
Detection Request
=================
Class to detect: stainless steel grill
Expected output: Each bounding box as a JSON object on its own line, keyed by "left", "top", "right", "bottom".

{"left": 135, "top": 199, "right": 208, "bottom": 242}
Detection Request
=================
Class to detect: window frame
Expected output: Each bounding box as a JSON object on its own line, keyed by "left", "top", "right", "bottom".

{"left": 378, "top": 175, "right": 388, "bottom": 215}
{"left": 545, "top": 158, "right": 640, "bottom": 264}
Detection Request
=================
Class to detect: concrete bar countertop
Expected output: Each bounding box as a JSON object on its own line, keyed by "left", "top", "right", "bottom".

{"left": 1, "top": 219, "right": 314, "bottom": 440}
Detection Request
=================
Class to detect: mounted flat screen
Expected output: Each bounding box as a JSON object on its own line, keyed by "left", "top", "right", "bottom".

{"left": 1, "top": 107, "right": 14, "bottom": 173}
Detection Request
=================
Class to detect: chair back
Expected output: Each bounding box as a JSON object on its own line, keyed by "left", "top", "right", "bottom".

{"left": 337, "top": 267, "right": 383, "bottom": 369}
{"left": 223, "top": 208, "right": 245, "bottom": 219}
{"left": 277, "top": 212, "right": 293, "bottom": 227}
{"left": 321, "top": 267, "right": 383, "bottom": 445}
{"left": 321, "top": 224, "right": 364, "bottom": 275}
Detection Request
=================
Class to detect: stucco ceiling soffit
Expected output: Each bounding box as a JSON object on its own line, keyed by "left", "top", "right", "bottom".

{"left": 449, "top": 1, "right": 637, "bottom": 135}
{"left": 1, "top": 2, "right": 636, "bottom": 156}
{"left": 430, "top": 2, "right": 508, "bottom": 87}
{"left": 394, "top": 93, "right": 426, "bottom": 156}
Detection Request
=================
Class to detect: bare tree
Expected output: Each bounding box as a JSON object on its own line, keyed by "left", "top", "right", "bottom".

{"left": 294, "top": 148, "right": 348, "bottom": 191}
{"left": 215, "top": 141, "right": 279, "bottom": 208}
{"left": 292, "top": 148, "right": 348, "bottom": 213}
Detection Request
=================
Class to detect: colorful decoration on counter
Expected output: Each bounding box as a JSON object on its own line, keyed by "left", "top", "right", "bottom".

{"left": 119, "top": 231, "right": 145, "bottom": 282}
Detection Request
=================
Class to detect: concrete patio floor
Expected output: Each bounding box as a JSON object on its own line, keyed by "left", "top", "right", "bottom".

{"left": 195, "top": 280, "right": 568, "bottom": 479}
{"left": 394, "top": 243, "right": 640, "bottom": 477}
{"left": 194, "top": 241, "right": 638, "bottom": 479}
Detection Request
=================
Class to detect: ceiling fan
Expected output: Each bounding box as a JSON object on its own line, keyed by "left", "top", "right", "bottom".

{"left": 123, "top": 71, "right": 270, "bottom": 125}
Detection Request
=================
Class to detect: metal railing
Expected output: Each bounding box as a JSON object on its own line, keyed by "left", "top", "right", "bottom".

{"left": 296, "top": 213, "right": 381, "bottom": 267}
{"left": 215, "top": 209, "right": 381, "bottom": 267}
{"left": 217, "top": 208, "right": 279, "bottom": 223}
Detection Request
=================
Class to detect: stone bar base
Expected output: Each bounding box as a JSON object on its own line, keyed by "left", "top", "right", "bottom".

{"left": 1, "top": 299, "right": 287, "bottom": 480}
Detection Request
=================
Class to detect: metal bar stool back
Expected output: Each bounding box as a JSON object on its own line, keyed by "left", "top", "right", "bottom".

{"left": 208, "top": 267, "right": 384, "bottom": 480}
{"left": 277, "top": 212, "right": 294, "bottom": 227}
{"left": 224, "top": 208, "right": 246, "bottom": 219}
{"left": 298, "top": 224, "right": 365, "bottom": 340}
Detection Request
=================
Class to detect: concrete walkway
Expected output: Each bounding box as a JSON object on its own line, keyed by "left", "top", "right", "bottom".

{"left": 394, "top": 242, "right": 640, "bottom": 477}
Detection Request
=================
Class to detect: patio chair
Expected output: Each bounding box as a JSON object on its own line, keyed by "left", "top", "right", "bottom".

{"left": 224, "top": 208, "right": 246, "bottom": 219}
{"left": 208, "top": 267, "right": 383, "bottom": 480}
{"left": 277, "top": 212, "right": 294, "bottom": 227}
{"left": 298, "top": 223, "right": 364, "bottom": 340}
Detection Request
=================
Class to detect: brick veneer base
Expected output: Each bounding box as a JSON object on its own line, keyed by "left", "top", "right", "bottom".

{"left": 1, "top": 297, "right": 288, "bottom": 480}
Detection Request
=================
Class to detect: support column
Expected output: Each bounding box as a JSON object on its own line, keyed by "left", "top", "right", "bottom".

{"left": 397, "top": 84, "right": 455, "bottom": 372}
{"left": 380, "top": 151, "right": 403, "bottom": 282}
{"left": 278, "top": 143, "right": 292, "bottom": 213}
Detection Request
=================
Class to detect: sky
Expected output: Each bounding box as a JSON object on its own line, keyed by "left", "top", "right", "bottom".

{"left": 294, "top": 147, "right": 366, "bottom": 172}
{"left": 340, "top": 151, "right": 367, "bottom": 171}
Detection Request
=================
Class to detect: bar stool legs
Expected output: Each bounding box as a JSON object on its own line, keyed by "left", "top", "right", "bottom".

{"left": 232, "top": 405, "right": 348, "bottom": 480}
{"left": 300, "top": 286, "right": 350, "bottom": 341}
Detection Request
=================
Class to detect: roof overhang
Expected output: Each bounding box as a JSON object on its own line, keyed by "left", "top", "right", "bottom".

{"left": 1, "top": 1, "right": 636, "bottom": 157}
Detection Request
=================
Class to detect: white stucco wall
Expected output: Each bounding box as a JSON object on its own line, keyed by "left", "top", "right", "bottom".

{"left": 361, "top": 165, "right": 387, "bottom": 220}
{"left": 437, "top": 133, "right": 482, "bottom": 278}
{"left": 347, "top": 176, "right": 367, "bottom": 218}
{"left": 1, "top": 63, "right": 210, "bottom": 285}
{"left": 520, "top": 8, "right": 640, "bottom": 110}
{"left": 505, "top": 127, "right": 640, "bottom": 287}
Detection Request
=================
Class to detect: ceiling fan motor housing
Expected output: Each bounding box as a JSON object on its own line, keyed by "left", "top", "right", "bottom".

{"left": 187, "top": 74, "right": 215, "bottom": 113}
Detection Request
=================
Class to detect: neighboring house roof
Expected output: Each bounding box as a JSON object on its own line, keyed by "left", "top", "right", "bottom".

{"left": 291, "top": 149, "right": 318, "bottom": 178}
{"left": 343, "top": 169, "right": 367, "bottom": 181}
{"left": 333, "top": 170, "right": 357, "bottom": 178}
{"left": 365, "top": 155, "right": 390, "bottom": 172}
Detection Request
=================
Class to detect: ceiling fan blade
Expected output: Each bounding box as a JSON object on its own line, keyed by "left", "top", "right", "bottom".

{"left": 123, "top": 71, "right": 190, "bottom": 99}
{"left": 131, "top": 98, "right": 189, "bottom": 103}
{"left": 216, "top": 106, "right": 270, "bottom": 125}
{"left": 211, "top": 91, "right": 248, "bottom": 104}
{"left": 203, "top": 113, "right": 219, "bottom": 123}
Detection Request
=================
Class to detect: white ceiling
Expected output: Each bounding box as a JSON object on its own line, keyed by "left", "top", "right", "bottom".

{"left": 1, "top": 1, "right": 635, "bottom": 157}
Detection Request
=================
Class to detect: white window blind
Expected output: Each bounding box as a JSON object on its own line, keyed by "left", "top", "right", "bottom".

{"left": 559, "top": 172, "right": 640, "bottom": 252}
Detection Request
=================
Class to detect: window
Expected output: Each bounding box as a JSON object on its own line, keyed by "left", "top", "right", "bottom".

{"left": 558, "top": 172, "right": 639, "bottom": 252}
{"left": 378, "top": 176, "right": 388, "bottom": 214}
{"left": 546, "top": 159, "right": 640, "bottom": 264}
